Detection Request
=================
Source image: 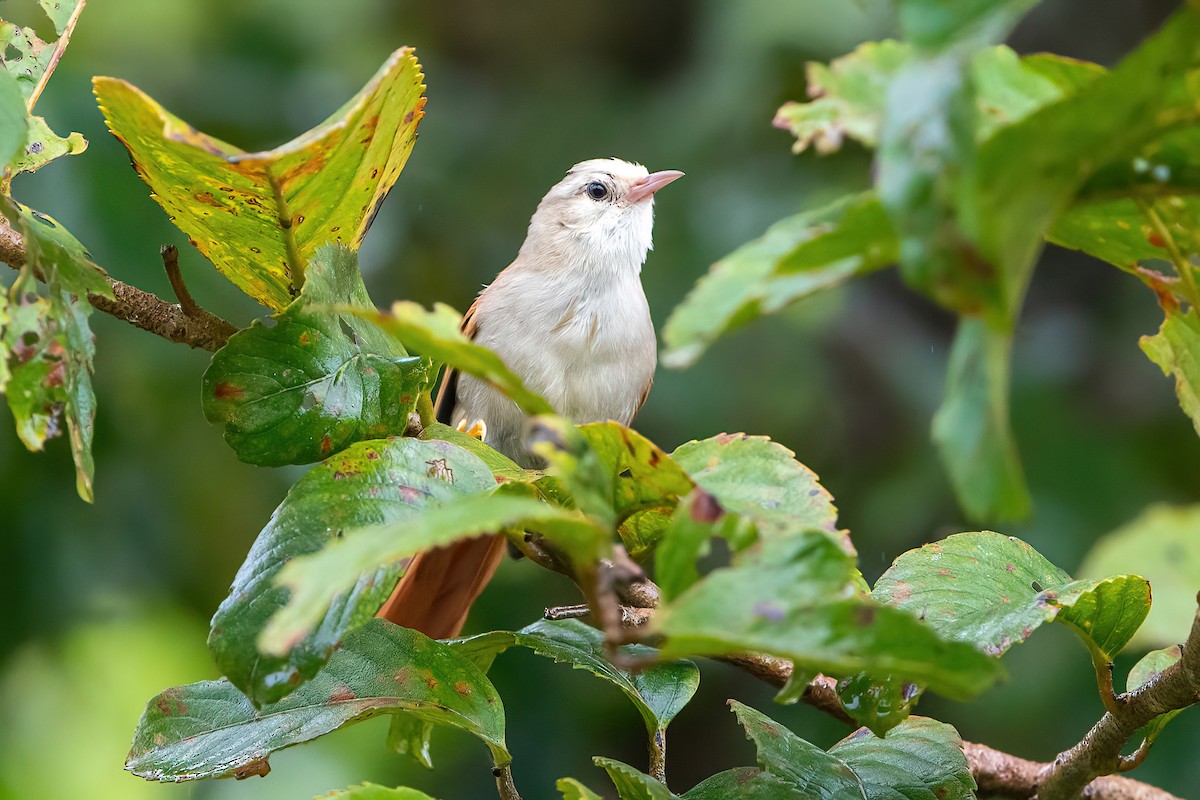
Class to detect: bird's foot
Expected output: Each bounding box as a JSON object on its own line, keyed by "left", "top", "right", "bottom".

{"left": 455, "top": 417, "right": 488, "bottom": 441}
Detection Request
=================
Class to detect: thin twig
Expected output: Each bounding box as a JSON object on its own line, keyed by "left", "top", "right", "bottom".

{"left": 493, "top": 764, "right": 522, "bottom": 800}
{"left": 161, "top": 244, "right": 201, "bottom": 316}
{"left": 27, "top": 0, "right": 88, "bottom": 111}
{"left": 0, "top": 215, "right": 238, "bottom": 351}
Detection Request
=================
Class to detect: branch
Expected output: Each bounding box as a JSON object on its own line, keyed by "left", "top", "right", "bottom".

{"left": 551, "top": 566, "right": 1187, "bottom": 800}
{"left": 1036, "top": 598, "right": 1200, "bottom": 799}
{"left": 1, "top": 215, "right": 238, "bottom": 351}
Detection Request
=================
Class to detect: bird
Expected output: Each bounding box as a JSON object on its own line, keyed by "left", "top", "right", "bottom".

{"left": 377, "top": 157, "right": 684, "bottom": 639}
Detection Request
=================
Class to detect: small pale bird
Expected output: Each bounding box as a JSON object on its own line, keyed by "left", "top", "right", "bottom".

{"left": 378, "top": 157, "right": 683, "bottom": 638}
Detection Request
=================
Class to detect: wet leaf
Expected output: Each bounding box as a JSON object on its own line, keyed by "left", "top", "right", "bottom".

{"left": 1140, "top": 309, "right": 1200, "bottom": 437}
{"left": 452, "top": 619, "right": 699, "bottom": 748}
{"left": 127, "top": 620, "right": 509, "bottom": 782}
{"left": 931, "top": 318, "right": 1030, "bottom": 521}
{"left": 261, "top": 493, "right": 576, "bottom": 655}
{"left": 203, "top": 244, "right": 431, "bottom": 466}
{"left": 729, "top": 701, "right": 866, "bottom": 799}
{"left": 1079, "top": 504, "right": 1200, "bottom": 648}
{"left": 828, "top": 716, "right": 975, "bottom": 800}
{"left": 656, "top": 534, "right": 1002, "bottom": 700}
{"left": 94, "top": 48, "right": 425, "bottom": 310}
{"left": 835, "top": 672, "right": 923, "bottom": 737}
{"left": 874, "top": 531, "right": 1150, "bottom": 661}
{"left": 1127, "top": 646, "right": 1184, "bottom": 745}
{"left": 662, "top": 193, "right": 895, "bottom": 369}
{"left": 209, "top": 437, "right": 496, "bottom": 707}
{"left": 357, "top": 301, "right": 552, "bottom": 415}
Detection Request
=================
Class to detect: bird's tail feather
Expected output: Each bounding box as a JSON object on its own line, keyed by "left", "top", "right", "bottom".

{"left": 376, "top": 533, "right": 507, "bottom": 639}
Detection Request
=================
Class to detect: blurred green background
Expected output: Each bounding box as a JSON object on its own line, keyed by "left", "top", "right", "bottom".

{"left": 2, "top": 0, "right": 1199, "bottom": 797}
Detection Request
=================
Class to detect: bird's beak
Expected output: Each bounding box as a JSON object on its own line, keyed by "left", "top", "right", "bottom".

{"left": 626, "top": 169, "right": 684, "bottom": 204}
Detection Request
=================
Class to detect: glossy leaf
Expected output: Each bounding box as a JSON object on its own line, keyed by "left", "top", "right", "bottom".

{"left": 127, "top": 620, "right": 508, "bottom": 782}
{"left": 672, "top": 432, "right": 839, "bottom": 536}
{"left": 730, "top": 701, "right": 866, "bottom": 800}
{"left": 656, "top": 534, "right": 1003, "bottom": 700}
{"left": 1140, "top": 309, "right": 1200, "bottom": 437}
{"left": 836, "top": 673, "right": 923, "bottom": 738}
{"left": 202, "top": 245, "right": 431, "bottom": 466}
{"left": 95, "top": 48, "right": 425, "bottom": 310}
{"left": 209, "top": 437, "right": 496, "bottom": 707}
{"left": 931, "top": 318, "right": 1030, "bottom": 521}
{"left": 358, "top": 301, "right": 552, "bottom": 415}
{"left": 452, "top": 619, "right": 699, "bottom": 744}
{"left": 318, "top": 786, "right": 438, "bottom": 800}
{"left": 874, "top": 532, "right": 1150, "bottom": 660}
{"left": 261, "top": 493, "right": 576, "bottom": 655}
{"left": 1079, "top": 504, "right": 1200, "bottom": 648}
{"left": 662, "top": 192, "right": 896, "bottom": 368}
{"left": 828, "top": 717, "right": 976, "bottom": 800}
{"left": 1127, "top": 646, "right": 1184, "bottom": 745}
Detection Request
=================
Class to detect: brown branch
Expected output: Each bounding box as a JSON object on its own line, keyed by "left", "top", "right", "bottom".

{"left": 1, "top": 216, "right": 238, "bottom": 351}
{"left": 1036, "top": 599, "right": 1200, "bottom": 800}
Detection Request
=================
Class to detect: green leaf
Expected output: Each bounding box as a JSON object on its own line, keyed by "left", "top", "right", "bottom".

{"left": 874, "top": 532, "right": 1150, "bottom": 660}
{"left": 0, "top": 69, "right": 28, "bottom": 167}
{"left": 127, "top": 620, "right": 509, "bottom": 782}
{"left": 202, "top": 244, "right": 431, "bottom": 466}
{"left": 452, "top": 619, "right": 700, "bottom": 745}
{"left": 557, "top": 778, "right": 605, "bottom": 800}
{"left": 37, "top": 0, "right": 82, "bottom": 37}
{"left": 672, "top": 432, "right": 839, "bottom": 536}
{"left": 318, "top": 785, "right": 438, "bottom": 800}
{"left": 13, "top": 114, "right": 87, "bottom": 174}
{"left": 931, "top": 318, "right": 1030, "bottom": 521}
{"left": 656, "top": 534, "right": 1003, "bottom": 700}
{"left": 593, "top": 758, "right": 676, "bottom": 800}
{"left": 898, "top": 0, "right": 1039, "bottom": 49}
{"left": 1127, "top": 646, "right": 1184, "bottom": 745}
{"left": 357, "top": 301, "right": 552, "bottom": 415}
{"left": 208, "top": 437, "right": 496, "bottom": 707}
{"left": 773, "top": 41, "right": 913, "bottom": 155}
{"left": 2, "top": 203, "right": 109, "bottom": 501}
{"left": 386, "top": 714, "right": 435, "bottom": 769}
{"left": 655, "top": 489, "right": 754, "bottom": 602}
{"left": 261, "top": 492, "right": 576, "bottom": 655}
{"left": 835, "top": 672, "right": 923, "bottom": 738}
{"left": 662, "top": 193, "right": 896, "bottom": 368}
{"left": 828, "top": 717, "right": 976, "bottom": 800}
{"left": 1079, "top": 504, "right": 1200, "bottom": 648}
{"left": 1140, "top": 309, "right": 1200, "bottom": 437}
{"left": 1048, "top": 197, "right": 1200, "bottom": 270}
{"left": 420, "top": 422, "right": 541, "bottom": 484}
{"left": 773, "top": 43, "right": 1076, "bottom": 156}
{"left": 729, "top": 701, "right": 866, "bottom": 800}
{"left": 682, "top": 769, "right": 804, "bottom": 799}
{"left": 94, "top": 48, "right": 425, "bottom": 310}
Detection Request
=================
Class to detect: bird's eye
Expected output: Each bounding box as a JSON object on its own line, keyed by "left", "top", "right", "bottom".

{"left": 585, "top": 181, "right": 609, "bottom": 201}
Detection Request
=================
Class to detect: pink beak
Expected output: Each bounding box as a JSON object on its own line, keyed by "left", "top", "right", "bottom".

{"left": 626, "top": 169, "right": 684, "bottom": 204}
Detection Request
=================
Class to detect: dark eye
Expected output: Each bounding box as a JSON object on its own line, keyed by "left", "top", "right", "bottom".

{"left": 585, "top": 181, "right": 609, "bottom": 201}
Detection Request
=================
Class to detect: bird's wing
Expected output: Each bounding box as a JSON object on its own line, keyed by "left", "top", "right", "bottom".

{"left": 634, "top": 372, "right": 654, "bottom": 422}
{"left": 432, "top": 295, "right": 481, "bottom": 425}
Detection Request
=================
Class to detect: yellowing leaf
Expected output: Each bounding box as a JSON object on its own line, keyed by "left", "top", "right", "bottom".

{"left": 94, "top": 48, "right": 426, "bottom": 310}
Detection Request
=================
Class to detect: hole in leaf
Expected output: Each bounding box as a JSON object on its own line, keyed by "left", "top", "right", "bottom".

{"left": 301, "top": 392, "right": 318, "bottom": 411}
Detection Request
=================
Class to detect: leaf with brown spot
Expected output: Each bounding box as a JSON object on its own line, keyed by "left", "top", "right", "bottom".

{"left": 94, "top": 48, "right": 425, "bottom": 310}
{"left": 209, "top": 436, "right": 497, "bottom": 707}
{"left": 127, "top": 621, "right": 509, "bottom": 782}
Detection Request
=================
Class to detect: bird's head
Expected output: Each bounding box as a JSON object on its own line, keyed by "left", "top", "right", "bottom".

{"left": 520, "top": 158, "right": 684, "bottom": 274}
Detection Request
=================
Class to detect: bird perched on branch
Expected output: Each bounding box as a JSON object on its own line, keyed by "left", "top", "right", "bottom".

{"left": 378, "top": 157, "right": 684, "bottom": 638}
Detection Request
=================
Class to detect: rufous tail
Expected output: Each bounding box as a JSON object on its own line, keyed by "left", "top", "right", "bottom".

{"left": 376, "top": 533, "right": 508, "bottom": 639}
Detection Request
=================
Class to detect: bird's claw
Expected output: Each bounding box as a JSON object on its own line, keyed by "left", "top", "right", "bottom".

{"left": 455, "top": 417, "right": 488, "bottom": 441}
